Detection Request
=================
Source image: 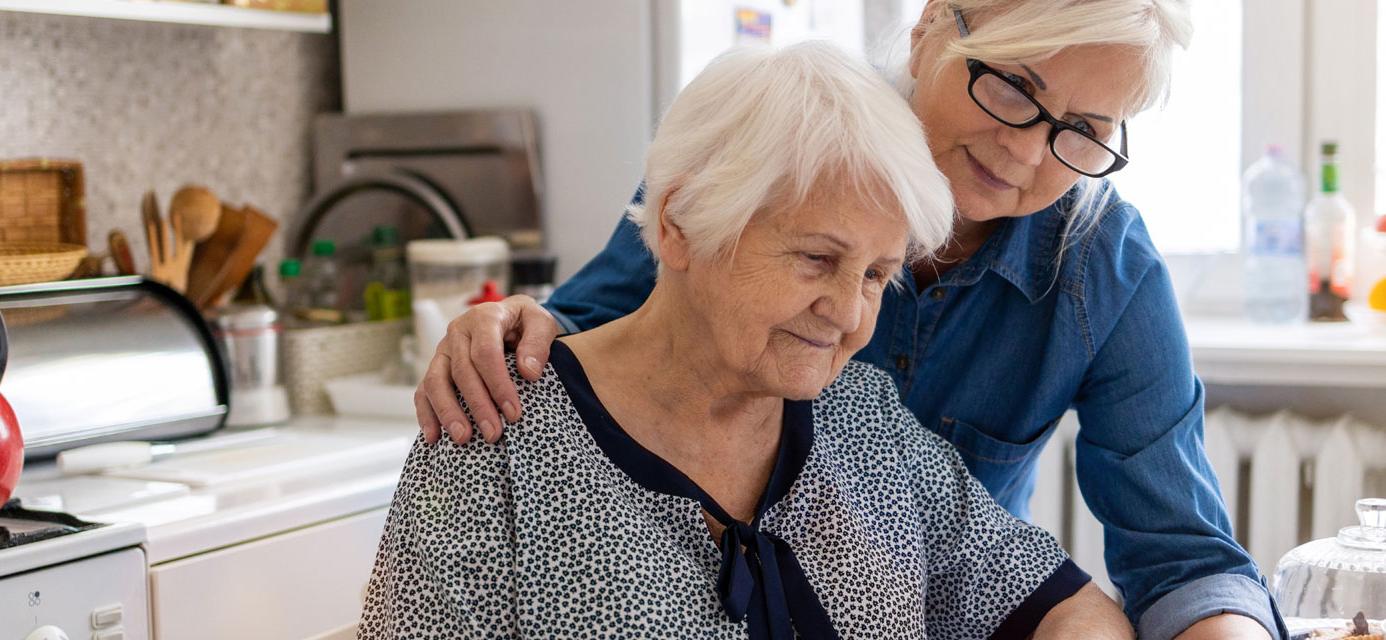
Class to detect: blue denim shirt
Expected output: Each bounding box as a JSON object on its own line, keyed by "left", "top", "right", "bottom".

{"left": 544, "top": 184, "right": 1286, "bottom": 639}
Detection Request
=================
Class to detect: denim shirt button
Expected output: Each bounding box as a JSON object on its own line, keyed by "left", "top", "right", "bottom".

{"left": 895, "top": 355, "right": 910, "bottom": 371}
{"left": 929, "top": 288, "right": 946, "bottom": 301}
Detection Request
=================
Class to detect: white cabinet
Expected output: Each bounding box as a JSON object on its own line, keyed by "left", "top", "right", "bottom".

{"left": 148, "top": 508, "right": 386, "bottom": 640}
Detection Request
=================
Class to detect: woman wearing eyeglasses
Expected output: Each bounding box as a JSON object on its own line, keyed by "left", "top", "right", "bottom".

{"left": 413, "top": 2, "right": 1280, "bottom": 639}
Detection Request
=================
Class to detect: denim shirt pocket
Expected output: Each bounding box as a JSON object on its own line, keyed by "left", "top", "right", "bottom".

{"left": 938, "top": 416, "right": 1061, "bottom": 510}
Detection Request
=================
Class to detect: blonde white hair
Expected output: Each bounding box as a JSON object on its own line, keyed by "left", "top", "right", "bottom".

{"left": 627, "top": 41, "right": 953, "bottom": 267}
{"left": 886, "top": 0, "right": 1193, "bottom": 247}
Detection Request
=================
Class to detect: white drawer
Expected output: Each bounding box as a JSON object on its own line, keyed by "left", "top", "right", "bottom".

{"left": 149, "top": 507, "right": 386, "bottom": 640}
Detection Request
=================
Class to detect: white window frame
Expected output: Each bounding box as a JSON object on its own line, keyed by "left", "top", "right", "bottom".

{"left": 1173, "top": 0, "right": 1377, "bottom": 318}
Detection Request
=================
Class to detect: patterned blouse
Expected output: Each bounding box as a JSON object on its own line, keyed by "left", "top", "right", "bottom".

{"left": 359, "top": 340, "right": 1089, "bottom": 639}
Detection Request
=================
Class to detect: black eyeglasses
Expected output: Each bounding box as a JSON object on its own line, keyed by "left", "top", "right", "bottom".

{"left": 953, "top": 10, "right": 1130, "bottom": 178}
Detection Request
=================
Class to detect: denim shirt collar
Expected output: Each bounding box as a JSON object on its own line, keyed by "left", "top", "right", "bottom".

{"left": 934, "top": 192, "right": 1071, "bottom": 304}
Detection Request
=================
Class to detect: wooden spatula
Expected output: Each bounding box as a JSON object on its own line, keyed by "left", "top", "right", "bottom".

{"left": 187, "top": 204, "right": 247, "bottom": 307}
{"left": 193, "top": 205, "right": 278, "bottom": 309}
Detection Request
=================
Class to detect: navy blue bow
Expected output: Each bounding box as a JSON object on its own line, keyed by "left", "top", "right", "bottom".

{"left": 715, "top": 521, "right": 838, "bottom": 640}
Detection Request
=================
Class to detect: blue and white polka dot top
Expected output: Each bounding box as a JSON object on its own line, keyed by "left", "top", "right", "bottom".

{"left": 359, "top": 340, "right": 1088, "bottom": 639}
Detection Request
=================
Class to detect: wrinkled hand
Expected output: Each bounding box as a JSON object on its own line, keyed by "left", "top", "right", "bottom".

{"left": 414, "top": 295, "right": 560, "bottom": 444}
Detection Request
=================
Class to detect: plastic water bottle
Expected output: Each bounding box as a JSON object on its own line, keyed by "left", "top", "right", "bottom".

{"left": 1243, "top": 145, "right": 1308, "bottom": 323}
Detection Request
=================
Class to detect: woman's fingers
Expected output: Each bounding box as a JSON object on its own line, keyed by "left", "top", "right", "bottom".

{"left": 513, "top": 303, "right": 559, "bottom": 382}
{"left": 450, "top": 344, "right": 505, "bottom": 443}
{"left": 413, "top": 383, "right": 444, "bottom": 445}
{"left": 421, "top": 350, "right": 474, "bottom": 443}
{"left": 414, "top": 294, "right": 560, "bottom": 444}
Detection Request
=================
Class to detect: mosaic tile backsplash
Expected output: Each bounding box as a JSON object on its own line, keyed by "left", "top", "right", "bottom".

{"left": 0, "top": 10, "right": 339, "bottom": 271}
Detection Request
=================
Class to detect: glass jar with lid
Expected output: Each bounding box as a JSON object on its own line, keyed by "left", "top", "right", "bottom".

{"left": 1275, "top": 498, "right": 1386, "bottom": 637}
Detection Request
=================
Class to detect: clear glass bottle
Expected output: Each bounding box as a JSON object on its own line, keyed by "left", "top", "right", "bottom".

{"left": 363, "top": 225, "right": 411, "bottom": 321}
{"left": 1305, "top": 141, "right": 1357, "bottom": 322}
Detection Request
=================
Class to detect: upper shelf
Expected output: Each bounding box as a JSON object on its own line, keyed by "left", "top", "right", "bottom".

{"left": 0, "top": 0, "right": 330, "bottom": 32}
{"left": 1186, "top": 316, "right": 1386, "bottom": 388}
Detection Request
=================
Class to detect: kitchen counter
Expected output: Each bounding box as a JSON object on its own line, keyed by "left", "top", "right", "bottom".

{"left": 13, "top": 415, "right": 418, "bottom": 640}
{"left": 17, "top": 415, "right": 416, "bottom": 563}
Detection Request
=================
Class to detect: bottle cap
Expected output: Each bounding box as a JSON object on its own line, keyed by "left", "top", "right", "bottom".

{"left": 1323, "top": 141, "right": 1339, "bottom": 156}
{"left": 311, "top": 239, "right": 336, "bottom": 257}
{"left": 279, "top": 258, "right": 301, "bottom": 278}
{"left": 373, "top": 225, "right": 399, "bottom": 247}
{"left": 467, "top": 280, "right": 507, "bottom": 306}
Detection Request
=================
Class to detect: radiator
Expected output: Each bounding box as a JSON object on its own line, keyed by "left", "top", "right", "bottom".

{"left": 1029, "top": 408, "right": 1383, "bottom": 597}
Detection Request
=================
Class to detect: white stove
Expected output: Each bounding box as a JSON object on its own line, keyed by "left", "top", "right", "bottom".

{"left": 0, "top": 417, "right": 414, "bottom": 640}
{"left": 0, "top": 506, "right": 148, "bottom": 640}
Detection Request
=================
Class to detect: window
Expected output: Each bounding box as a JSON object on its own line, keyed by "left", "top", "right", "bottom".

{"left": 1108, "top": 1, "right": 1243, "bottom": 255}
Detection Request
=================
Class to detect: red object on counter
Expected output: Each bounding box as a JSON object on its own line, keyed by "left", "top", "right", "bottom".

{"left": 0, "top": 391, "right": 22, "bottom": 505}
{"left": 1376, "top": 214, "right": 1386, "bottom": 233}
{"left": 467, "top": 280, "right": 507, "bottom": 306}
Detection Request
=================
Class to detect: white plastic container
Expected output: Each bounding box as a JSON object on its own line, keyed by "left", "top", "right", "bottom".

{"left": 324, "top": 372, "right": 417, "bottom": 420}
{"left": 407, "top": 237, "right": 511, "bottom": 380}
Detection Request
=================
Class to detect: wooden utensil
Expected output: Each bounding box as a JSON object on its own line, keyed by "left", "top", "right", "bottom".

{"left": 197, "top": 205, "right": 278, "bottom": 309}
{"left": 186, "top": 204, "right": 247, "bottom": 307}
{"left": 168, "top": 186, "right": 221, "bottom": 292}
{"left": 141, "top": 190, "right": 179, "bottom": 288}
{"left": 108, "top": 230, "right": 136, "bottom": 276}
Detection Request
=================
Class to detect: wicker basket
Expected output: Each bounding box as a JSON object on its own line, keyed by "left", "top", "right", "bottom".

{"left": 0, "top": 159, "right": 86, "bottom": 246}
{"left": 0, "top": 242, "right": 88, "bottom": 286}
{"left": 282, "top": 319, "right": 410, "bottom": 415}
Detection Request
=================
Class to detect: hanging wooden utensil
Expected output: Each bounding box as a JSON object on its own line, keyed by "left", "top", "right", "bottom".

{"left": 108, "top": 230, "right": 136, "bottom": 276}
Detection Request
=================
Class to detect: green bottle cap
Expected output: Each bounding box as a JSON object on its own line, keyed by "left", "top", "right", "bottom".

{"left": 311, "top": 239, "right": 336, "bottom": 257}
{"left": 1321, "top": 141, "right": 1340, "bottom": 194}
{"left": 279, "top": 258, "right": 301, "bottom": 278}
{"left": 372, "top": 225, "right": 399, "bottom": 247}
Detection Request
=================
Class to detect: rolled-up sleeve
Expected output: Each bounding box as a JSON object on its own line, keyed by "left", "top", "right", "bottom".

{"left": 1138, "top": 573, "right": 1283, "bottom": 640}
{"left": 1072, "top": 239, "right": 1282, "bottom": 638}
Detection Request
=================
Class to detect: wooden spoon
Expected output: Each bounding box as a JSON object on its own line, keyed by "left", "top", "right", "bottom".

{"left": 168, "top": 186, "right": 221, "bottom": 292}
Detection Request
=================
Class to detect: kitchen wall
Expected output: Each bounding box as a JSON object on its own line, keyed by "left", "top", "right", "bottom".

{"left": 0, "top": 10, "right": 339, "bottom": 270}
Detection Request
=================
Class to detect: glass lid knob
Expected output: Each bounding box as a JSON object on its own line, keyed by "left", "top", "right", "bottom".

{"left": 1340, "top": 498, "right": 1386, "bottom": 549}
{"left": 1359, "top": 498, "right": 1386, "bottom": 529}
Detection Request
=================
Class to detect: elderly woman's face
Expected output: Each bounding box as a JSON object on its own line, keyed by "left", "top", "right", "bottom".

{"left": 910, "top": 36, "right": 1144, "bottom": 223}
{"left": 682, "top": 186, "right": 908, "bottom": 400}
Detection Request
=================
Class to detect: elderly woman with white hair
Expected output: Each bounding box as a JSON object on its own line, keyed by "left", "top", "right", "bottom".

{"left": 360, "top": 43, "right": 1129, "bottom": 639}
{"left": 415, "top": 1, "right": 1282, "bottom": 639}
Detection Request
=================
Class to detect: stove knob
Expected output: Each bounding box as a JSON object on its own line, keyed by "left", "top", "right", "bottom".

{"left": 23, "top": 626, "right": 69, "bottom": 640}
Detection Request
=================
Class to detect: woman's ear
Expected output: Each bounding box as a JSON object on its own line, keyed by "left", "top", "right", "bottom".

{"left": 656, "top": 186, "right": 692, "bottom": 272}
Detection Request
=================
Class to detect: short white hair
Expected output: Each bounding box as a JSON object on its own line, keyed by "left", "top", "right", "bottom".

{"left": 627, "top": 41, "right": 953, "bottom": 266}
